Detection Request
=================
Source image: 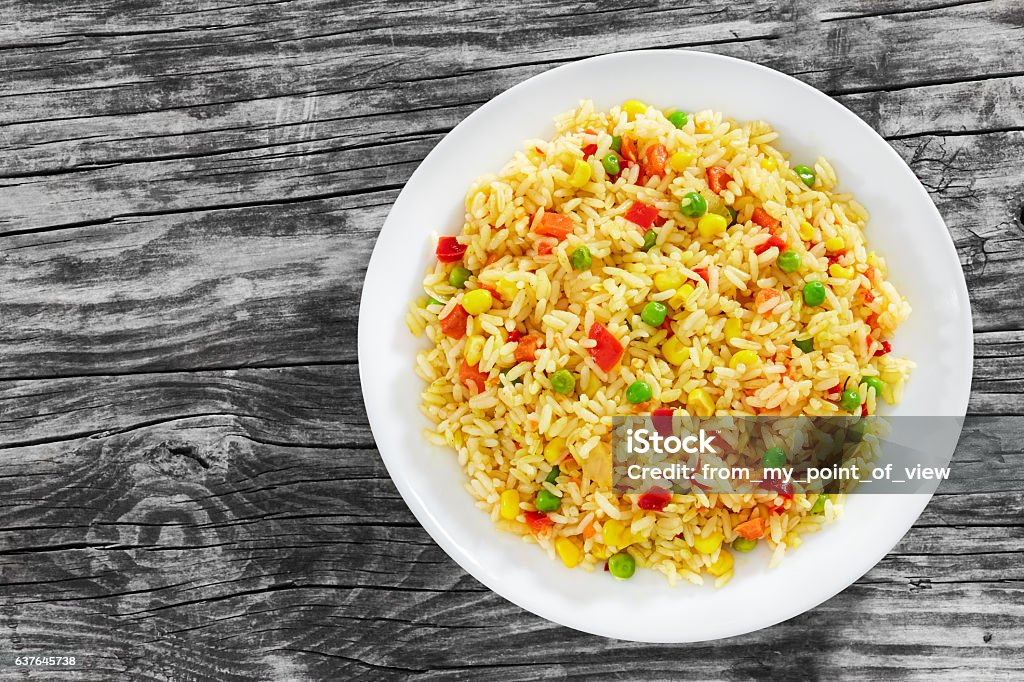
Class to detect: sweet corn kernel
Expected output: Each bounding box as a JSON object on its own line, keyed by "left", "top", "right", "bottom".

{"left": 668, "top": 283, "right": 695, "bottom": 308}
{"left": 464, "top": 335, "right": 485, "bottom": 366}
{"left": 669, "top": 150, "right": 694, "bottom": 172}
{"left": 495, "top": 278, "right": 518, "bottom": 301}
{"left": 729, "top": 349, "right": 761, "bottom": 370}
{"left": 461, "top": 288, "right": 493, "bottom": 315}
{"left": 544, "top": 437, "right": 566, "bottom": 464}
{"left": 724, "top": 318, "right": 743, "bottom": 341}
{"left": 829, "top": 264, "right": 855, "bottom": 279}
{"left": 591, "top": 545, "right": 609, "bottom": 560}
{"left": 867, "top": 251, "right": 882, "bottom": 268}
{"left": 499, "top": 489, "right": 520, "bottom": 520}
{"left": 662, "top": 335, "right": 688, "bottom": 366}
{"left": 556, "top": 537, "right": 582, "bottom": 568}
{"left": 708, "top": 549, "right": 734, "bottom": 576}
{"left": 760, "top": 156, "right": 778, "bottom": 171}
{"left": 785, "top": 532, "right": 804, "bottom": 549}
{"left": 686, "top": 388, "right": 716, "bottom": 417}
{"left": 698, "top": 213, "right": 729, "bottom": 238}
{"left": 568, "top": 159, "right": 592, "bottom": 188}
{"left": 693, "top": 532, "right": 724, "bottom": 555}
{"left": 654, "top": 268, "right": 685, "bottom": 292}
{"left": 824, "top": 236, "right": 846, "bottom": 252}
{"left": 798, "top": 221, "right": 815, "bottom": 241}
{"left": 622, "top": 99, "right": 647, "bottom": 119}
{"left": 601, "top": 519, "right": 635, "bottom": 548}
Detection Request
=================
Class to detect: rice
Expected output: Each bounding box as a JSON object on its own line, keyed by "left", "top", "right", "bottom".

{"left": 406, "top": 101, "right": 914, "bottom": 586}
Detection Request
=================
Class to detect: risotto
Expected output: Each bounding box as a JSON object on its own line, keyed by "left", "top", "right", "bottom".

{"left": 405, "top": 100, "right": 913, "bottom": 586}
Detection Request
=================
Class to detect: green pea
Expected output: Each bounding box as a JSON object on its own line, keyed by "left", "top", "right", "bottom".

{"left": 608, "top": 551, "right": 636, "bottom": 580}
{"left": 570, "top": 245, "right": 592, "bottom": 271}
{"left": 545, "top": 465, "right": 560, "bottom": 484}
{"left": 602, "top": 153, "right": 621, "bottom": 175}
{"left": 610, "top": 135, "right": 622, "bottom": 153}
{"left": 641, "top": 301, "right": 668, "bottom": 327}
{"left": 793, "top": 338, "right": 814, "bottom": 353}
{"left": 680, "top": 191, "right": 707, "bottom": 218}
{"left": 777, "top": 250, "right": 801, "bottom": 273}
{"left": 839, "top": 388, "right": 862, "bottom": 413}
{"left": 762, "top": 446, "right": 787, "bottom": 469}
{"left": 535, "top": 488, "right": 560, "bottom": 512}
{"left": 426, "top": 297, "right": 443, "bottom": 307}
{"left": 794, "top": 164, "right": 816, "bottom": 188}
{"left": 549, "top": 369, "right": 575, "bottom": 395}
{"left": 448, "top": 265, "right": 472, "bottom": 289}
{"left": 732, "top": 537, "right": 758, "bottom": 553}
{"left": 667, "top": 111, "right": 689, "bottom": 129}
{"left": 641, "top": 229, "right": 657, "bottom": 252}
{"left": 861, "top": 376, "right": 886, "bottom": 402}
{"left": 626, "top": 380, "right": 653, "bottom": 404}
{"left": 802, "top": 280, "right": 827, "bottom": 306}
{"left": 810, "top": 495, "right": 827, "bottom": 515}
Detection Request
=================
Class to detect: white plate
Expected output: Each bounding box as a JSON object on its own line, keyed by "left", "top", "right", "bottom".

{"left": 358, "top": 50, "right": 972, "bottom": 642}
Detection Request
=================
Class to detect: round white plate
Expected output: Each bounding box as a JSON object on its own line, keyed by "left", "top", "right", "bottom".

{"left": 358, "top": 50, "right": 972, "bottom": 642}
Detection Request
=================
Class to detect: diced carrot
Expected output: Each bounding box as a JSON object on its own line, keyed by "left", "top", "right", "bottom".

{"left": 535, "top": 212, "right": 574, "bottom": 240}
{"left": 751, "top": 207, "right": 781, "bottom": 232}
{"left": 514, "top": 334, "right": 542, "bottom": 362}
{"left": 643, "top": 143, "right": 668, "bottom": 176}
{"left": 620, "top": 136, "right": 638, "bottom": 163}
{"left": 755, "top": 287, "right": 782, "bottom": 312}
{"left": 583, "top": 522, "right": 597, "bottom": 539}
{"left": 706, "top": 166, "right": 733, "bottom": 194}
{"left": 439, "top": 304, "right": 468, "bottom": 340}
{"left": 459, "top": 361, "right": 489, "bottom": 392}
{"left": 865, "top": 312, "right": 879, "bottom": 329}
{"left": 733, "top": 516, "right": 766, "bottom": 540}
{"left": 536, "top": 236, "right": 558, "bottom": 255}
{"left": 860, "top": 287, "right": 876, "bottom": 303}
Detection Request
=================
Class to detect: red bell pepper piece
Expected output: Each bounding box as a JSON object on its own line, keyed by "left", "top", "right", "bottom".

{"left": 754, "top": 234, "right": 787, "bottom": 256}
{"left": 751, "top": 207, "right": 781, "bottom": 232}
{"left": 438, "top": 304, "right": 468, "bottom": 340}
{"left": 624, "top": 201, "right": 660, "bottom": 230}
{"left": 637, "top": 486, "right": 672, "bottom": 511}
{"left": 706, "top": 166, "right": 733, "bottom": 194}
{"left": 435, "top": 236, "right": 467, "bottom": 263}
{"left": 587, "top": 322, "right": 624, "bottom": 372}
{"left": 536, "top": 236, "right": 558, "bottom": 255}
{"left": 759, "top": 478, "right": 794, "bottom": 496}
{"left": 459, "top": 361, "right": 489, "bottom": 392}
{"left": 692, "top": 267, "right": 709, "bottom": 284}
{"left": 523, "top": 511, "right": 553, "bottom": 534}
{"left": 507, "top": 329, "right": 522, "bottom": 343}
{"left": 651, "top": 407, "right": 674, "bottom": 438}
{"left": 534, "top": 212, "right": 574, "bottom": 240}
{"left": 582, "top": 144, "right": 598, "bottom": 159}
{"left": 874, "top": 340, "right": 892, "bottom": 357}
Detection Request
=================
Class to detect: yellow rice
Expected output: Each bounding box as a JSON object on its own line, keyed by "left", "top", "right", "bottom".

{"left": 406, "top": 100, "right": 914, "bottom": 586}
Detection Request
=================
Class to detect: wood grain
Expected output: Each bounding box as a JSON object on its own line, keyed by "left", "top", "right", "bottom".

{"left": 2, "top": 0, "right": 1023, "bottom": 679}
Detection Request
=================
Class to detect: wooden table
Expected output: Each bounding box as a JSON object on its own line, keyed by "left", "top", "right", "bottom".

{"left": 2, "top": 1, "right": 1023, "bottom": 679}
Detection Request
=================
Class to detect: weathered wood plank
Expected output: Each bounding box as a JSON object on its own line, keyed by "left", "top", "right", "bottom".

{"left": 0, "top": 195, "right": 383, "bottom": 378}
{"left": 2, "top": 143, "right": 1023, "bottom": 380}
{"left": 0, "top": 415, "right": 1021, "bottom": 679}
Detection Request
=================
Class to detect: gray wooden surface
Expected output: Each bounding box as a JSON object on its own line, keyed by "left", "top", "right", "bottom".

{"left": 2, "top": 1, "right": 1023, "bottom": 679}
